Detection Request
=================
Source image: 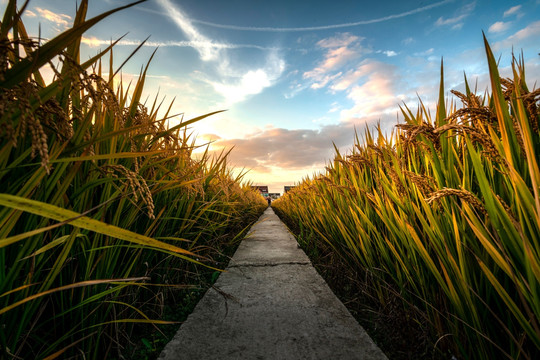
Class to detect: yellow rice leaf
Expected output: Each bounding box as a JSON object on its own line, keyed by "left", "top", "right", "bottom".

{"left": 0, "top": 194, "right": 195, "bottom": 257}
{"left": 0, "top": 283, "right": 38, "bottom": 298}
{"left": 21, "top": 234, "right": 77, "bottom": 259}
{"left": 0, "top": 222, "right": 65, "bottom": 248}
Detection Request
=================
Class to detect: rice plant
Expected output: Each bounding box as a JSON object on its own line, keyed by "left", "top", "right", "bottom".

{"left": 273, "top": 39, "right": 539, "bottom": 359}
{"left": 0, "top": 1, "right": 266, "bottom": 358}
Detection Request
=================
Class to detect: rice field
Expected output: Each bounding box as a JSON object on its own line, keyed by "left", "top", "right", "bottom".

{"left": 273, "top": 39, "right": 540, "bottom": 359}
{"left": 2, "top": 0, "right": 539, "bottom": 359}
{"left": 0, "top": 1, "right": 266, "bottom": 358}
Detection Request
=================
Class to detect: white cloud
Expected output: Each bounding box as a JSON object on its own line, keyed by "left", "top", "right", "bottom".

{"left": 24, "top": 10, "right": 36, "bottom": 18}
{"left": 330, "top": 62, "right": 374, "bottom": 92}
{"left": 82, "top": 36, "right": 103, "bottom": 48}
{"left": 503, "top": 5, "right": 521, "bottom": 17}
{"left": 155, "top": 0, "right": 285, "bottom": 105}
{"left": 303, "top": 33, "right": 365, "bottom": 89}
{"left": 328, "top": 102, "right": 341, "bottom": 113}
{"left": 505, "top": 20, "right": 540, "bottom": 41}
{"left": 156, "top": 0, "right": 220, "bottom": 61}
{"left": 402, "top": 37, "right": 415, "bottom": 45}
{"left": 488, "top": 21, "right": 510, "bottom": 33}
{"left": 414, "top": 48, "right": 435, "bottom": 56}
{"left": 339, "top": 60, "right": 405, "bottom": 121}
{"left": 323, "top": 45, "right": 358, "bottom": 68}
{"left": 284, "top": 82, "right": 309, "bottom": 99}
{"left": 210, "top": 53, "right": 285, "bottom": 104}
{"left": 435, "top": 14, "right": 467, "bottom": 26}
{"left": 317, "top": 33, "right": 360, "bottom": 49}
{"left": 494, "top": 20, "right": 540, "bottom": 50}
{"left": 435, "top": 1, "right": 475, "bottom": 30}
{"left": 309, "top": 72, "right": 343, "bottom": 90}
{"left": 35, "top": 7, "right": 71, "bottom": 29}
{"left": 383, "top": 50, "right": 398, "bottom": 57}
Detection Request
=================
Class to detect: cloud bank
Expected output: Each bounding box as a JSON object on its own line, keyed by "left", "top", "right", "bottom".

{"left": 210, "top": 123, "right": 361, "bottom": 173}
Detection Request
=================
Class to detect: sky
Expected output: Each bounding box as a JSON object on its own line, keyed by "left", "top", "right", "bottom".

{"left": 4, "top": 0, "right": 540, "bottom": 193}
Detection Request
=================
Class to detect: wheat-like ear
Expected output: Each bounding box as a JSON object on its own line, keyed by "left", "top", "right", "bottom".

{"left": 403, "top": 170, "right": 436, "bottom": 195}
{"left": 102, "top": 164, "right": 155, "bottom": 219}
{"left": 426, "top": 187, "right": 488, "bottom": 216}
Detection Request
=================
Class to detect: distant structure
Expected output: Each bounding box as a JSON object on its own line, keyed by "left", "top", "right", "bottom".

{"left": 268, "top": 193, "right": 280, "bottom": 200}
{"left": 284, "top": 186, "right": 296, "bottom": 193}
{"left": 252, "top": 185, "right": 269, "bottom": 197}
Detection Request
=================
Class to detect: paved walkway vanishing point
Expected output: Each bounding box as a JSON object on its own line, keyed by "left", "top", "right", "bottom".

{"left": 159, "top": 207, "right": 388, "bottom": 360}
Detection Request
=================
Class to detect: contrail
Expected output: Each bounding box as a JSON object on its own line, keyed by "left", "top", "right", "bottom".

{"left": 189, "top": 0, "right": 453, "bottom": 32}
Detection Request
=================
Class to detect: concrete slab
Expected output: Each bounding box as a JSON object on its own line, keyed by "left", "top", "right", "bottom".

{"left": 159, "top": 207, "right": 388, "bottom": 360}
{"left": 229, "top": 218, "right": 310, "bottom": 267}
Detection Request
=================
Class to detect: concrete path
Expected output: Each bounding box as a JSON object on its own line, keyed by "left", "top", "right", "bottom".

{"left": 159, "top": 207, "right": 388, "bottom": 360}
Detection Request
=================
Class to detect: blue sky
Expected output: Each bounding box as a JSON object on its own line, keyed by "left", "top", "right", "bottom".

{"left": 6, "top": 0, "right": 540, "bottom": 193}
